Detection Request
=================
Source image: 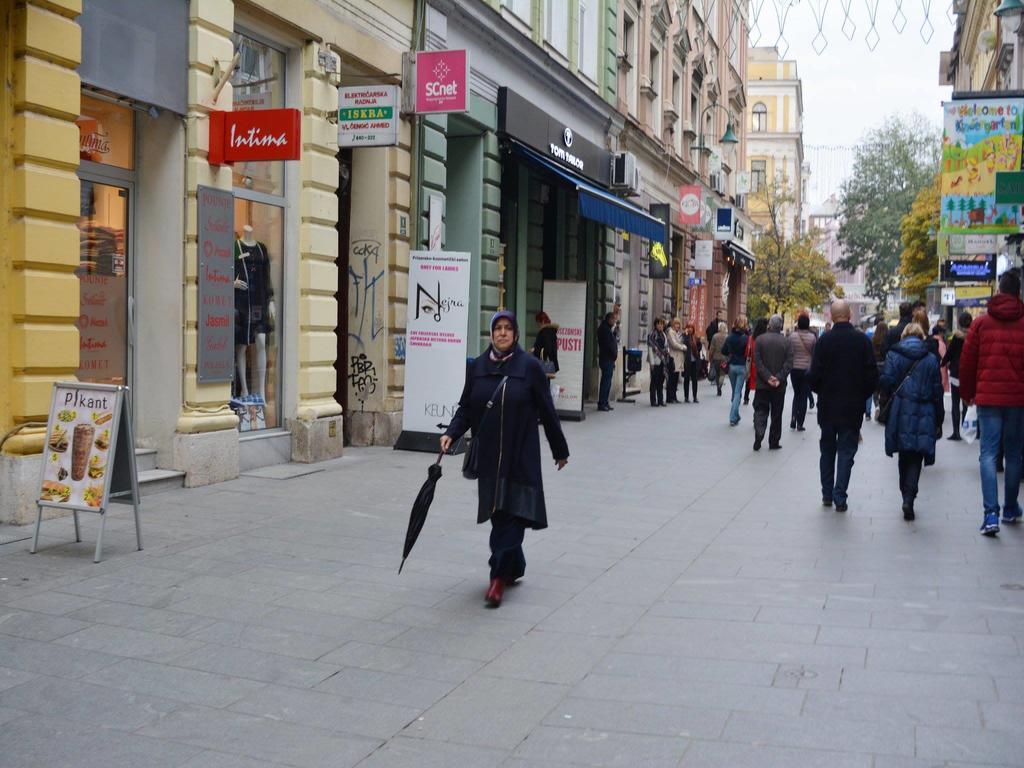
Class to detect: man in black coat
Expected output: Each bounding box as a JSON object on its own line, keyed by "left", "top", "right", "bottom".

{"left": 807, "top": 300, "right": 879, "bottom": 512}
{"left": 706, "top": 311, "right": 722, "bottom": 351}
{"left": 597, "top": 312, "right": 617, "bottom": 411}
{"left": 885, "top": 302, "right": 913, "bottom": 352}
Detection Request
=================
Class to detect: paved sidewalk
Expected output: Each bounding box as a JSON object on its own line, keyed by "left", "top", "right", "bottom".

{"left": 2, "top": 391, "right": 1024, "bottom": 767}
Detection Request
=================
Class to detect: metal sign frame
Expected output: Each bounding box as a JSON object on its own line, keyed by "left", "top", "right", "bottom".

{"left": 30, "top": 382, "right": 142, "bottom": 563}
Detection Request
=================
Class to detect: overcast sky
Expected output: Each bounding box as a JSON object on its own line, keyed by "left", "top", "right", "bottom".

{"left": 753, "top": 1, "right": 956, "bottom": 203}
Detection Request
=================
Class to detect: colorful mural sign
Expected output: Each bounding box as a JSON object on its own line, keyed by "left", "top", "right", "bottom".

{"left": 941, "top": 98, "right": 1024, "bottom": 234}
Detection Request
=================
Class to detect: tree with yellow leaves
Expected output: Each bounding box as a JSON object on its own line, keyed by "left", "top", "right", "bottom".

{"left": 899, "top": 174, "right": 941, "bottom": 300}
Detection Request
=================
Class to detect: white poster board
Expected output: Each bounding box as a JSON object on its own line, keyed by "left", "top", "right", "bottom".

{"left": 398, "top": 251, "right": 472, "bottom": 442}
{"left": 542, "top": 281, "right": 587, "bottom": 417}
{"left": 693, "top": 239, "right": 713, "bottom": 271}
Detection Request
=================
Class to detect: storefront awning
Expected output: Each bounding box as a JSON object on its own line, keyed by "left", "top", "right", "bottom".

{"left": 723, "top": 240, "right": 756, "bottom": 270}
{"left": 510, "top": 142, "right": 667, "bottom": 244}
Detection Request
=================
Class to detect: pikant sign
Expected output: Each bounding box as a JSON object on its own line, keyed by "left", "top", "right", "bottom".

{"left": 338, "top": 85, "right": 399, "bottom": 147}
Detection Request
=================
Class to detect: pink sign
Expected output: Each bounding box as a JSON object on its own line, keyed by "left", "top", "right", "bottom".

{"left": 415, "top": 50, "right": 469, "bottom": 114}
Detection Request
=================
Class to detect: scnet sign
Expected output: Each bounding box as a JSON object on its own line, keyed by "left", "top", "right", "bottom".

{"left": 415, "top": 50, "right": 469, "bottom": 114}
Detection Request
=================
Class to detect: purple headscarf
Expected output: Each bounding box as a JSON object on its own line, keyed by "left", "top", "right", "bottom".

{"left": 489, "top": 311, "right": 520, "bottom": 362}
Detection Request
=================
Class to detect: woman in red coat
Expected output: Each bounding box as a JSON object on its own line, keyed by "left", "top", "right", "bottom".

{"left": 746, "top": 318, "right": 768, "bottom": 405}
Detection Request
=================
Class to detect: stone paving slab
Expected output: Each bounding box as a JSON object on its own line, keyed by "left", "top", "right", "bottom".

{"left": 2, "top": 395, "right": 1024, "bottom": 766}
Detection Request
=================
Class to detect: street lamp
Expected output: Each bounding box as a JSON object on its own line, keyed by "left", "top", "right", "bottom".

{"left": 995, "top": 0, "right": 1024, "bottom": 17}
{"left": 691, "top": 102, "right": 739, "bottom": 156}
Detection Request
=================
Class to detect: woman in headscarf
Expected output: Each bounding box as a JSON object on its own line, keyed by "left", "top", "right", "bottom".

{"left": 441, "top": 311, "right": 569, "bottom": 608}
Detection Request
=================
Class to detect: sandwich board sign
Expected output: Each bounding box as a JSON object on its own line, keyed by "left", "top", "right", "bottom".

{"left": 32, "top": 382, "right": 142, "bottom": 563}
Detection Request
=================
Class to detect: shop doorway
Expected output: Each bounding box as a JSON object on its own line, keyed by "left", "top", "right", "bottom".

{"left": 334, "top": 148, "right": 353, "bottom": 415}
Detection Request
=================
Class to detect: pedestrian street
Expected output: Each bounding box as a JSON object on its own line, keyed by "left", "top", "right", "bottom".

{"left": 2, "top": 394, "right": 1023, "bottom": 767}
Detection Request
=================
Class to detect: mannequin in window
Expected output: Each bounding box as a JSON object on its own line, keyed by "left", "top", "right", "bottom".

{"left": 234, "top": 224, "right": 276, "bottom": 401}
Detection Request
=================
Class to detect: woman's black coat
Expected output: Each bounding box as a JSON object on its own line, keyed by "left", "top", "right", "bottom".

{"left": 446, "top": 347, "right": 569, "bottom": 530}
{"left": 531, "top": 325, "right": 559, "bottom": 372}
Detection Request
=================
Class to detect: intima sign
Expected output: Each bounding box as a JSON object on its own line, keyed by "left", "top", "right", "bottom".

{"left": 208, "top": 108, "right": 301, "bottom": 165}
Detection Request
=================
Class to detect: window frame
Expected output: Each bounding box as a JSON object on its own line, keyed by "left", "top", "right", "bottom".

{"left": 752, "top": 102, "right": 768, "bottom": 133}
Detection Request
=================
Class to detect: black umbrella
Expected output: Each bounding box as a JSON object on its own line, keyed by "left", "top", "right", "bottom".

{"left": 398, "top": 453, "right": 445, "bottom": 574}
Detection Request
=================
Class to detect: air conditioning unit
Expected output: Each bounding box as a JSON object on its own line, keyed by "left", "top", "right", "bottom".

{"left": 611, "top": 152, "right": 640, "bottom": 194}
{"left": 709, "top": 172, "right": 726, "bottom": 195}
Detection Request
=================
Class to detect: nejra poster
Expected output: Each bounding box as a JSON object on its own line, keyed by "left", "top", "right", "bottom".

{"left": 941, "top": 98, "right": 1024, "bottom": 235}
{"left": 401, "top": 251, "right": 472, "bottom": 435}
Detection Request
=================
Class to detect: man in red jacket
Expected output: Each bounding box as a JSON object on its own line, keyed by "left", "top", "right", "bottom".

{"left": 960, "top": 270, "right": 1024, "bottom": 536}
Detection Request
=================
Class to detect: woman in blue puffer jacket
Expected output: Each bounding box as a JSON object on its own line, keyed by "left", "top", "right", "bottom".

{"left": 880, "top": 323, "right": 945, "bottom": 522}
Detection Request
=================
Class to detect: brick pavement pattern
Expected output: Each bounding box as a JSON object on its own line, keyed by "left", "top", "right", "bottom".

{"left": 2, "top": 398, "right": 1024, "bottom": 767}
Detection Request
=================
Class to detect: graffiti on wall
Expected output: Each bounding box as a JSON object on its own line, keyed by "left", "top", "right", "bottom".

{"left": 348, "top": 239, "right": 385, "bottom": 353}
{"left": 348, "top": 353, "right": 377, "bottom": 411}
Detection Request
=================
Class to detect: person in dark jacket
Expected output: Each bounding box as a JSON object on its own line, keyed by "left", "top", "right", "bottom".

{"left": 880, "top": 323, "right": 944, "bottom": 521}
{"left": 441, "top": 311, "right": 569, "bottom": 608}
{"left": 959, "top": 270, "right": 1024, "bottom": 536}
{"left": 531, "top": 312, "right": 559, "bottom": 373}
{"left": 647, "top": 317, "right": 670, "bottom": 407}
{"left": 682, "top": 323, "right": 703, "bottom": 403}
{"left": 885, "top": 302, "right": 913, "bottom": 352}
{"left": 941, "top": 312, "right": 972, "bottom": 440}
{"left": 752, "top": 315, "right": 794, "bottom": 450}
{"left": 706, "top": 311, "right": 722, "bottom": 354}
{"left": 807, "top": 301, "right": 879, "bottom": 512}
{"left": 596, "top": 312, "right": 617, "bottom": 412}
{"left": 721, "top": 316, "right": 749, "bottom": 426}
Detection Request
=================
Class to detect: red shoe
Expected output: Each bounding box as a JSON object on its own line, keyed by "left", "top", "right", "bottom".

{"left": 485, "top": 577, "right": 504, "bottom": 607}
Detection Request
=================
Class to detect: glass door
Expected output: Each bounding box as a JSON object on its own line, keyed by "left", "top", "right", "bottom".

{"left": 76, "top": 179, "right": 130, "bottom": 385}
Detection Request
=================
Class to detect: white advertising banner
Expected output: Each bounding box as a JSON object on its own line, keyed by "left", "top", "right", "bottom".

{"left": 542, "top": 281, "right": 586, "bottom": 416}
{"left": 401, "top": 251, "right": 472, "bottom": 435}
{"left": 693, "top": 239, "right": 714, "bottom": 271}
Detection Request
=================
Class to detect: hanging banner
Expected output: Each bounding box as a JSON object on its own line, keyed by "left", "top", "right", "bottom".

{"left": 688, "top": 282, "right": 708, "bottom": 335}
{"left": 693, "top": 239, "right": 714, "bottom": 271}
{"left": 542, "top": 281, "right": 587, "bottom": 418}
{"left": 338, "top": 85, "right": 400, "bottom": 147}
{"left": 397, "top": 251, "right": 472, "bottom": 446}
{"left": 415, "top": 49, "right": 469, "bottom": 114}
{"left": 196, "top": 186, "right": 235, "bottom": 382}
{"left": 941, "top": 98, "right": 1024, "bottom": 234}
{"left": 679, "top": 185, "right": 702, "bottom": 226}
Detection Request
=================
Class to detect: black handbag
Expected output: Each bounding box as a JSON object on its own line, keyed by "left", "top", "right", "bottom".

{"left": 878, "top": 357, "right": 923, "bottom": 424}
{"left": 461, "top": 376, "right": 509, "bottom": 480}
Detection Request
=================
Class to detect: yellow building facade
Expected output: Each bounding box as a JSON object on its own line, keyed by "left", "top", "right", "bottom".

{"left": 0, "top": 0, "right": 413, "bottom": 523}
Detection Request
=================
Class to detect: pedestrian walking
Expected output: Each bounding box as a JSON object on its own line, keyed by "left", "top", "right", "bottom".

{"left": 871, "top": 320, "right": 888, "bottom": 420}
{"left": 709, "top": 321, "right": 729, "bottom": 396}
{"left": 752, "top": 315, "right": 793, "bottom": 451}
{"left": 788, "top": 313, "right": 816, "bottom": 431}
{"left": 722, "top": 316, "right": 749, "bottom": 426}
{"left": 885, "top": 302, "right": 913, "bottom": 352}
{"left": 807, "top": 300, "right": 878, "bottom": 512}
{"left": 959, "top": 270, "right": 1024, "bottom": 536}
{"left": 746, "top": 318, "right": 768, "bottom": 405}
{"left": 647, "top": 317, "right": 670, "bottom": 407}
{"left": 666, "top": 318, "right": 687, "bottom": 404}
{"left": 682, "top": 323, "right": 703, "bottom": 403}
{"left": 932, "top": 324, "right": 950, "bottom": 393}
{"left": 706, "top": 311, "right": 722, "bottom": 355}
{"left": 530, "top": 312, "right": 559, "bottom": 373}
{"left": 879, "top": 322, "right": 943, "bottom": 521}
{"left": 596, "top": 311, "right": 617, "bottom": 412}
{"left": 941, "top": 312, "right": 972, "bottom": 439}
{"left": 441, "top": 311, "right": 569, "bottom": 607}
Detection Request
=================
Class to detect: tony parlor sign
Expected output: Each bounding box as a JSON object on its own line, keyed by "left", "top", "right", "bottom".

{"left": 32, "top": 382, "right": 142, "bottom": 563}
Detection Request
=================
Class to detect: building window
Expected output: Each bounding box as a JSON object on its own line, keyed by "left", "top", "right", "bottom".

{"left": 751, "top": 159, "right": 767, "bottom": 193}
{"left": 752, "top": 102, "right": 768, "bottom": 132}
{"left": 623, "top": 13, "right": 637, "bottom": 115}
{"left": 649, "top": 45, "right": 661, "bottom": 134}
{"left": 503, "top": 0, "right": 530, "bottom": 22}
{"left": 544, "top": 0, "right": 569, "bottom": 55}
{"left": 672, "top": 70, "right": 682, "bottom": 154}
{"left": 578, "top": 0, "right": 599, "bottom": 80}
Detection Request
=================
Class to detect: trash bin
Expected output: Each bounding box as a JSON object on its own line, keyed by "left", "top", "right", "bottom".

{"left": 625, "top": 348, "right": 643, "bottom": 373}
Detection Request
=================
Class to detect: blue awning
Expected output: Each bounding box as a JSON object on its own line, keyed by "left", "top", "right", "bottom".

{"left": 510, "top": 142, "right": 667, "bottom": 244}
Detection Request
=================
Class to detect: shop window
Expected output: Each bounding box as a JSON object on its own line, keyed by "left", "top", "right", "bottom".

{"left": 752, "top": 102, "right": 768, "bottom": 132}
{"left": 77, "top": 181, "right": 129, "bottom": 385}
{"left": 230, "top": 31, "right": 286, "bottom": 196}
{"left": 544, "top": 0, "right": 569, "bottom": 55}
{"left": 78, "top": 95, "right": 134, "bottom": 170}
{"left": 231, "top": 198, "right": 283, "bottom": 431}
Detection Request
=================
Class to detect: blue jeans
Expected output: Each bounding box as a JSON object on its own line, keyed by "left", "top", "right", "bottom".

{"left": 728, "top": 364, "right": 746, "bottom": 424}
{"left": 819, "top": 423, "right": 860, "bottom": 505}
{"left": 598, "top": 361, "right": 615, "bottom": 408}
{"left": 978, "top": 406, "right": 1024, "bottom": 516}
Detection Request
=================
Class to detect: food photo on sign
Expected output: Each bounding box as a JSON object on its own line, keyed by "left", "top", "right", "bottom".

{"left": 40, "top": 387, "right": 116, "bottom": 510}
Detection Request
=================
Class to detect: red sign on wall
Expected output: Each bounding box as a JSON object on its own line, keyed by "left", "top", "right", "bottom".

{"left": 208, "top": 108, "right": 301, "bottom": 165}
{"left": 415, "top": 49, "right": 469, "bottom": 114}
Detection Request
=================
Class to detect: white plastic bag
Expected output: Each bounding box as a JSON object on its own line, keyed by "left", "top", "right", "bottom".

{"left": 962, "top": 405, "right": 979, "bottom": 445}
